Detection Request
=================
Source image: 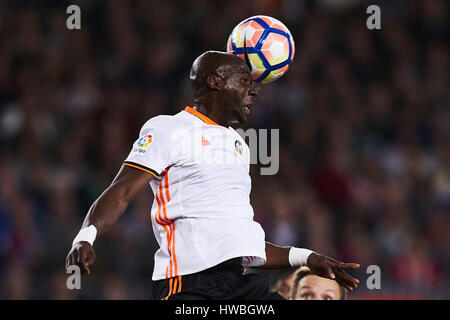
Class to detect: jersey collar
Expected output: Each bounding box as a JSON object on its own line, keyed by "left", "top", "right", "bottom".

{"left": 184, "top": 106, "right": 220, "bottom": 126}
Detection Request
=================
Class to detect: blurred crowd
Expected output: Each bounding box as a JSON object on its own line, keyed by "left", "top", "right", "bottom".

{"left": 0, "top": 0, "right": 449, "bottom": 299}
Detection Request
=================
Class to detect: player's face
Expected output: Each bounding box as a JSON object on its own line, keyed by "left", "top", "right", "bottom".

{"left": 221, "top": 65, "right": 258, "bottom": 123}
{"left": 294, "top": 275, "right": 341, "bottom": 300}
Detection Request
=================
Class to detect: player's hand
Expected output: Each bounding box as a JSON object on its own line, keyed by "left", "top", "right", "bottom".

{"left": 65, "top": 241, "right": 96, "bottom": 275}
{"left": 307, "top": 253, "right": 360, "bottom": 291}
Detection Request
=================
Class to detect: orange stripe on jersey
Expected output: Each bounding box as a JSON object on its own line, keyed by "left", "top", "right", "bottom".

{"left": 185, "top": 106, "right": 220, "bottom": 126}
{"left": 168, "top": 277, "right": 173, "bottom": 297}
{"left": 163, "top": 170, "right": 178, "bottom": 277}
{"left": 159, "top": 179, "right": 173, "bottom": 224}
{"left": 162, "top": 276, "right": 181, "bottom": 300}
{"left": 155, "top": 168, "right": 177, "bottom": 278}
{"left": 177, "top": 276, "right": 182, "bottom": 293}
{"left": 155, "top": 193, "right": 172, "bottom": 278}
{"left": 158, "top": 183, "right": 174, "bottom": 277}
{"left": 162, "top": 278, "right": 173, "bottom": 300}
{"left": 154, "top": 193, "right": 168, "bottom": 279}
{"left": 154, "top": 179, "right": 173, "bottom": 278}
{"left": 170, "top": 223, "right": 178, "bottom": 276}
{"left": 172, "top": 276, "right": 178, "bottom": 294}
{"left": 123, "top": 162, "right": 158, "bottom": 178}
{"left": 164, "top": 173, "right": 171, "bottom": 202}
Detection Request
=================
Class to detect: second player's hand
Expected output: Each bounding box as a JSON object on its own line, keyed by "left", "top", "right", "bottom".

{"left": 307, "top": 253, "right": 360, "bottom": 291}
{"left": 65, "top": 241, "right": 96, "bottom": 275}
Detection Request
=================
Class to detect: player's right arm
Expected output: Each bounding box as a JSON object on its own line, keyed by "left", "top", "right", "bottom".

{"left": 65, "top": 165, "right": 156, "bottom": 274}
{"left": 66, "top": 116, "right": 179, "bottom": 275}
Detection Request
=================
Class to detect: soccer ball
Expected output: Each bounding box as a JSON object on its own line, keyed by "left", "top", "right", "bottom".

{"left": 227, "top": 15, "right": 295, "bottom": 84}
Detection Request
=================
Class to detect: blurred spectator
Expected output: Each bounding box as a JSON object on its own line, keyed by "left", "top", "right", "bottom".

{"left": 272, "top": 269, "right": 296, "bottom": 299}
{"left": 290, "top": 266, "right": 347, "bottom": 300}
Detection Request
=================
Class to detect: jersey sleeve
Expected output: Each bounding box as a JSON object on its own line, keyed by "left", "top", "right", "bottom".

{"left": 123, "top": 117, "right": 178, "bottom": 177}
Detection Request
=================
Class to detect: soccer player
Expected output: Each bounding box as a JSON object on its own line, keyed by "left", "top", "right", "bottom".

{"left": 65, "top": 51, "right": 360, "bottom": 300}
{"left": 290, "top": 267, "right": 347, "bottom": 300}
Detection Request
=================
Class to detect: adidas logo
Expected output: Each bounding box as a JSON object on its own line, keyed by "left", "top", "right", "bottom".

{"left": 202, "top": 137, "right": 210, "bottom": 146}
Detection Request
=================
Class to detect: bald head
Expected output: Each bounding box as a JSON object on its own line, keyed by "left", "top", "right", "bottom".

{"left": 190, "top": 51, "right": 250, "bottom": 96}
{"left": 188, "top": 51, "right": 257, "bottom": 126}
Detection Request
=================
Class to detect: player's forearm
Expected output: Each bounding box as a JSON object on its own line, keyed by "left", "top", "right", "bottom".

{"left": 74, "top": 166, "right": 154, "bottom": 243}
{"left": 256, "top": 242, "right": 291, "bottom": 269}
{"left": 255, "top": 242, "right": 315, "bottom": 270}
{"left": 81, "top": 184, "right": 131, "bottom": 236}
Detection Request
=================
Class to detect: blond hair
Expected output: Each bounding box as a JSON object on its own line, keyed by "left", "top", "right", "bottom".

{"left": 290, "top": 266, "right": 347, "bottom": 300}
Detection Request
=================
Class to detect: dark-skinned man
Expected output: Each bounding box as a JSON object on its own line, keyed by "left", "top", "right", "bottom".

{"left": 66, "top": 51, "right": 360, "bottom": 300}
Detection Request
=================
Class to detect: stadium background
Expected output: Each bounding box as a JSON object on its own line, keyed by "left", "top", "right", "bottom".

{"left": 0, "top": 0, "right": 448, "bottom": 299}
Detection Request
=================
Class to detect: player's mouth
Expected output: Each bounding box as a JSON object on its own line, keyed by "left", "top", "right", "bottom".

{"left": 243, "top": 104, "right": 252, "bottom": 115}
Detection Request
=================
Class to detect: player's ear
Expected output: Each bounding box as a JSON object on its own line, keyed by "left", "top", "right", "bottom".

{"left": 207, "top": 75, "right": 223, "bottom": 91}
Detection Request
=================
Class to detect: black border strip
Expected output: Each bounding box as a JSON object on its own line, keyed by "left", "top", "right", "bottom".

{"left": 123, "top": 161, "right": 160, "bottom": 177}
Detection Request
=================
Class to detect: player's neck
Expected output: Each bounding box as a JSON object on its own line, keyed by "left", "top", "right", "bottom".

{"left": 192, "top": 101, "right": 230, "bottom": 127}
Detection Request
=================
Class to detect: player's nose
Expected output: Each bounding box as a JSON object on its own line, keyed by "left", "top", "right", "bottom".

{"left": 248, "top": 83, "right": 258, "bottom": 97}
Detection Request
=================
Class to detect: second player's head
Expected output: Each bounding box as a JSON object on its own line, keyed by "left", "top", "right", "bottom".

{"left": 290, "top": 267, "right": 348, "bottom": 300}
{"left": 190, "top": 51, "right": 258, "bottom": 124}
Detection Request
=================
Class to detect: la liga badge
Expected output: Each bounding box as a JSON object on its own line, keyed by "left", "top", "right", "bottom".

{"left": 132, "top": 134, "right": 153, "bottom": 156}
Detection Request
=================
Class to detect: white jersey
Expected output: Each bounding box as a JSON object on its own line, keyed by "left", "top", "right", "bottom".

{"left": 124, "top": 107, "right": 266, "bottom": 280}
